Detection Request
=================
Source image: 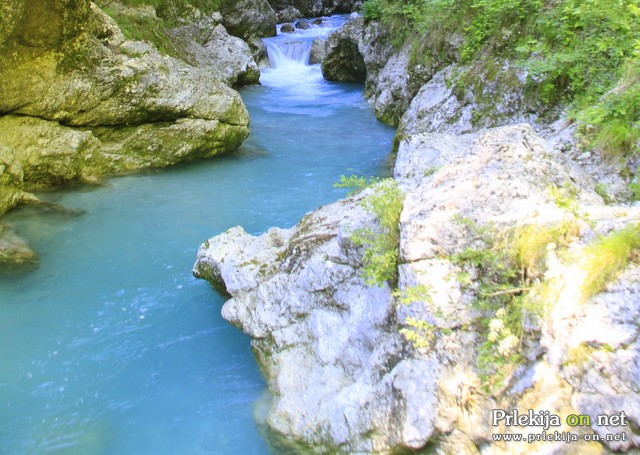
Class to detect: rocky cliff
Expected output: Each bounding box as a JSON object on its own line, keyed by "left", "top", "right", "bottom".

{"left": 195, "top": 122, "right": 640, "bottom": 454}
{"left": 194, "top": 8, "right": 640, "bottom": 454}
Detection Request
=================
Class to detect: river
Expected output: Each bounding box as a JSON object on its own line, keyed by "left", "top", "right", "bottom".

{"left": 0, "top": 16, "right": 394, "bottom": 455}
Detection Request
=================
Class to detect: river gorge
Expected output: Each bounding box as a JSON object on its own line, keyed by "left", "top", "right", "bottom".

{"left": 1, "top": 0, "right": 639, "bottom": 453}
{"left": 0, "top": 17, "right": 394, "bottom": 454}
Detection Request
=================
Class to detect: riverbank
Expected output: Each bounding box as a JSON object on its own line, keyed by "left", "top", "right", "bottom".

{"left": 0, "top": 5, "right": 394, "bottom": 454}
{"left": 195, "top": 5, "right": 640, "bottom": 453}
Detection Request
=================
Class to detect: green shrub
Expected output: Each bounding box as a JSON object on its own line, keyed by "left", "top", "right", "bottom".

{"left": 452, "top": 218, "right": 578, "bottom": 391}
{"left": 333, "top": 174, "right": 379, "bottom": 195}
{"left": 630, "top": 181, "right": 640, "bottom": 201}
{"left": 365, "top": 0, "right": 640, "bottom": 164}
{"left": 362, "top": 0, "right": 383, "bottom": 21}
{"left": 350, "top": 179, "right": 405, "bottom": 287}
{"left": 577, "top": 58, "right": 640, "bottom": 159}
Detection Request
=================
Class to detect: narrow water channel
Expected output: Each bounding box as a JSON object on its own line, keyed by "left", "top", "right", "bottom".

{"left": 0, "top": 17, "right": 395, "bottom": 455}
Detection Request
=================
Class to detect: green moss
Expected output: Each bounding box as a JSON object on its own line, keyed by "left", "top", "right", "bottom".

{"left": 103, "top": 6, "right": 180, "bottom": 57}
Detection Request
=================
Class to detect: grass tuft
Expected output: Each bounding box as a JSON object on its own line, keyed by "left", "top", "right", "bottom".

{"left": 581, "top": 224, "right": 640, "bottom": 299}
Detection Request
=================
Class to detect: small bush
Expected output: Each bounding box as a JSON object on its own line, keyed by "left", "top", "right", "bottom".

{"left": 333, "top": 174, "right": 379, "bottom": 195}
{"left": 362, "top": 0, "right": 383, "bottom": 21}
{"left": 350, "top": 179, "right": 405, "bottom": 287}
{"left": 629, "top": 181, "right": 640, "bottom": 201}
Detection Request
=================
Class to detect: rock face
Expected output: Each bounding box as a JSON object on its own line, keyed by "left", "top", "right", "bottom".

{"left": 195, "top": 123, "right": 640, "bottom": 453}
{"left": 322, "top": 17, "right": 544, "bottom": 129}
{"left": 194, "top": 197, "right": 437, "bottom": 453}
{"left": 321, "top": 19, "right": 368, "bottom": 82}
{"left": 309, "top": 36, "right": 328, "bottom": 64}
{"left": 169, "top": 18, "right": 260, "bottom": 86}
{"left": 0, "top": 0, "right": 250, "bottom": 219}
{"left": 322, "top": 16, "right": 428, "bottom": 123}
{"left": 220, "top": 0, "right": 278, "bottom": 40}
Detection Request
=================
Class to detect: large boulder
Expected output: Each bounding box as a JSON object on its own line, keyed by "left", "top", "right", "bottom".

{"left": 220, "top": 0, "right": 278, "bottom": 40}
{"left": 169, "top": 19, "right": 260, "bottom": 86}
{"left": 0, "top": 1, "right": 250, "bottom": 218}
{"left": 194, "top": 196, "right": 437, "bottom": 453}
{"left": 309, "top": 36, "right": 328, "bottom": 64}
{"left": 321, "top": 20, "right": 366, "bottom": 82}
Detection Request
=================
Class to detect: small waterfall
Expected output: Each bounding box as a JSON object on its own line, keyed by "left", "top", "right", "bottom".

{"left": 265, "top": 40, "right": 313, "bottom": 68}
{"left": 259, "top": 15, "right": 349, "bottom": 90}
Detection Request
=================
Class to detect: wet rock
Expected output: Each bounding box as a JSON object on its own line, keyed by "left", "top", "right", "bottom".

{"left": 321, "top": 25, "right": 366, "bottom": 81}
{"left": 280, "top": 23, "right": 295, "bottom": 33}
{"left": 309, "top": 36, "right": 328, "bottom": 64}
{"left": 0, "top": 224, "right": 38, "bottom": 274}
{"left": 295, "top": 20, "right": 311, "bottom": 29}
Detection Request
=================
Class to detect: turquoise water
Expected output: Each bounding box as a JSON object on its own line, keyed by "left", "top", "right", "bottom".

{"left": 0, "top": 21, "right": 395, "bottom": 455}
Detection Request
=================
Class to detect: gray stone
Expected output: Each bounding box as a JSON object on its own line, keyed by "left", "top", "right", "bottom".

{"left": 220, "top": 0, "right": 278, "bottom": 39}
{"left": 309, "top": 36, "right": 328, "bottom": 64}
{"left": 169, "top": 21, "right": 260, "bottom": 86}
{"left": 280, "top": 23, "right": 295, "bottom": 33}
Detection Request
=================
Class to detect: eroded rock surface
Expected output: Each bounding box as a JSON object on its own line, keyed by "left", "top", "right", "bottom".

{"left": 169, "top": 17, "right": 260, "bottom": 86}
{"left": 195, "top": 123, "right": 640, "bottom": 453}
{"left": 220, "top": 0, "right": 278, "bottom": 40}
{"left": 0, "top": 0, "right": 250, "bottom": 219}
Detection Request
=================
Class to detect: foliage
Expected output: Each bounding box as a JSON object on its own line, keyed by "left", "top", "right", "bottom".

{"left": 594, "top": 183, "right": 614, "bottom": 204}
{"left": 400, "top": 318, "right": 437, "bottom": 349}
{"left": 452, "top": 218, "right": 576, "bottom": 391}
{"left": 581, "top": 224, "right": 640, "bottom": 299}
{"left": 333, "top": 174, "right": 379, "bottom": 195}
{"left": 362, "top": 0, "right": 383, "bottom": 21}
{"left": 361, "top": 0, "right": 640, "bottom": 163}
{"left": 577, "top": 56, "right": 640, "bottom": 158}
{"left": 103, "top": 6, "right": 180, "bottom": 56}
{"left": 630, "top": 180, "right": 640, "bottom": 201}
{"left": 348, "top": 178, "right": 405, "bottom": 287}
{"left": 393, "top": 284, "right": 432, "bottom": 305}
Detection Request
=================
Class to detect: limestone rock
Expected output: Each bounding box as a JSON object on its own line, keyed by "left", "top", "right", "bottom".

{"left": 321, "top": 21, "right": 366, "bottom": 82}
{"left": 0, "top": 1, "right": 250, "bottom": 220}
{"left": 0, "top": 223, "right": 38, "bottom": 274}
{"left": 220, "top": 0, "right": 278, "bottom": 40}
{"left": 0, "top": 143, "right": 25, "bottom": 216}
{"left": 195, "top": 122, "right": 640, "bottom": 453}
{"left": 169, "top": 21, "right": 260, "bottom": 86}
{"left": 194, "top": 196, "right": 438, "bottom": 453}
{"left": 268, "top": 0, "right": 362, "bottom": 20}
{"left": 309, "top": 36, "right": 328, "bottom": 64}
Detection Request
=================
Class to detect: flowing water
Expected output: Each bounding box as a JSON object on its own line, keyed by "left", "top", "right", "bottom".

{"left": 0, "top": 16, "right": 394, "bottom": 455}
